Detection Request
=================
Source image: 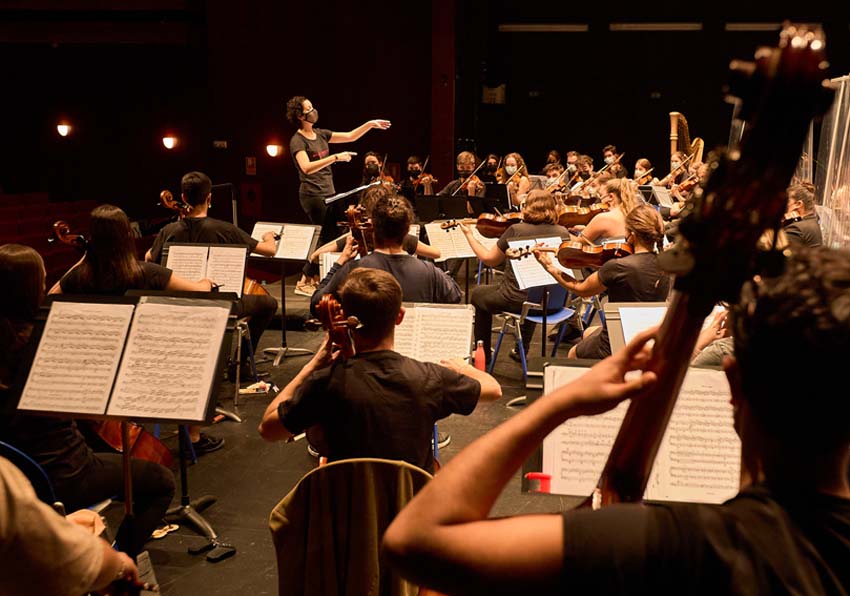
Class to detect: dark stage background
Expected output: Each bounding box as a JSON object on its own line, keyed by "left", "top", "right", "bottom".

{"left": 1, "top": 1, "right": 848, "bottom": 227}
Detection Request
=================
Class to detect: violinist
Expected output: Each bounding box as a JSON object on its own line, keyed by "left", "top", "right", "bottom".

{"left": 361, "top": 151, "right": 383, "bottom": 184}
{"left": 480, "top": 153, "right": 501, "bottom": 185}
{"left": 537, "top": 204, "right": 670, "bottom": 359}
{"left": 783, "top": 183, "right": 822, "bottom": 247}
{"left": 608, "top": 162, "right": 629, "bottom": 179}
{"left": 540, "top": 149, "right": 562, "bottom": 174}
{"left": 399, "top": 155, "right": 434, "bottom": 200}
{"left": 576, "top": 154, "right": 594, "bottom": 181}
{"left": 574, "top": 178, "right": 641, "bottom": 245}
{"left": 500, "top": 152, "right": 531, "bottom": 207}
{"left": 1, "top": 243, "right": 176, "bottom": 557}
{"left": 633, "top": 158, "right": 653, "bottom": 185}
{"left": 384, "top": 247, "right": 850, "bottom": 596}
{"left": 654, "top": 150, "right": 689, "bottom": 188}
{"left": 602, "top": 144, "right": 618, "bottom": 166}
{"left": 543, "top": 162, "right": 565, "bottom": 191}
{"left": 285, "top": 95, "right": 391, "bottom": 294}
{"left": 461, "top": 191, "right": 569, "bottom": 364}
{"left": 145, "top": 172, "right": 279, "bottom": 364}
{"left": 437, "top": 151, "right": 485, "bottom": 199}
{"left": 260, "top": 268, "right": 500, "bottom": 473}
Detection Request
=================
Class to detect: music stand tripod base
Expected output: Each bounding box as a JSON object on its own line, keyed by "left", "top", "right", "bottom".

{"left": 263, "top": 346, "right": 313, "bottom": 367}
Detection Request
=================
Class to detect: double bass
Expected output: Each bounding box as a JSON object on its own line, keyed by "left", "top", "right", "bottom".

{"left": 48, "top": 221, "right": 174, "bottom": 468}
{"left": 586, "top": 23, "right": 831, "bottom": 509}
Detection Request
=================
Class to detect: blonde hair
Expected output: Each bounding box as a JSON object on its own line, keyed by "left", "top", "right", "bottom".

{"left": 456, "top": 151, "right": 477, "bottom": 166}
{"left": 605, "top": 178, "right": 640, "bottom": 215}
{"left": 522, "top": 190, "right": 558, "bottom": 225}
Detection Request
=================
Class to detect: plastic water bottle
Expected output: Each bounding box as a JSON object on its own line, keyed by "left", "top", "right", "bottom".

{"left": 474, "top": 340, "right": 486, "bottom": 370}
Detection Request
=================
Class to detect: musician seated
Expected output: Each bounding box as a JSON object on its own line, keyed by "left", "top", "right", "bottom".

{"left": 540, "top": 149, "right": 562, "bottom": 174}
{"left": 361, "top": 151, "right": 384, "bottom": 185}
{"left": 1, "top": 244, "right": 175, "bottom": 557}
{"left": 437, "top": 151, "right": 485, "bottom": 199}
{"left": 575, "top": 154, "right": 594, "bottom": 181}
{"left": 537, "top": 205, "right": 671, "bottom": 359}
{"left": 542, "top": 162, "right": 564, "bottom": 191}
{"left": 502, "top": 152, "right": 531, "bottom": 207}
{"left": 461, "top": 191, "right": 569, "bottom": 363}
{"left": 310, "top": 194, "right": 461, "bottom": 316}
{"left": 399, "top": 155, "right": 432, "bottom": 200}
{"left": 479, "top": 153, "right": 501, "bottom": 185}
{"left": 307, "top": 185, "right": 440, "bottom": 266}
{"left": 384, "top": 246, "right": 850, "bottom": 595}
{"left": 259, "top": 268, "right": 501, "bottom": 473}
{"left": 783, "top": 183, "right": 822, "bottom": 248}
{"left": 0, "top": 456, "right": 144, "bottom": 596}
{"left": 144, "top": 171, "right": 279, "bottom": 358}
{"left": 602, "top": 144, "right": 618, "bottom": 166}
{"left": 574, "top": 179, "right": 640, "bottom": 246}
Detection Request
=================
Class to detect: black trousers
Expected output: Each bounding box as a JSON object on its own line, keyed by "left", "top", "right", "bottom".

{"left": 300, "top": 193, "right": 339, "bottom": 278}
{"left": 53, "top": 453, "right": 175, "bottom": 557}
{"left": 471, "top": 284, "right": 533, "bottom": 359}
{"left": 235, "top": 292, "right": 278, "bottom": 353}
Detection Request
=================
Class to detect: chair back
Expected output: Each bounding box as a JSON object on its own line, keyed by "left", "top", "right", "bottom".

{"left": 269, "top": 458, "right": 432, "bottom": 596}
{"left": 526, "top": 282, "right": 569, "bottom": 312}
{"left": 0, "top": 441, "right": 57, "bottom": 505}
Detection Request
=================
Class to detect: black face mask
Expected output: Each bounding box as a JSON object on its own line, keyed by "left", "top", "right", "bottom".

{"left": 485, "top": 163, "right": 497, "bottom": 173}
{"left": 304, "top": 109, "right": 318, "bottom": 124}
{"left": 365, "top": 164, "right": 380, "bottom": 176}
{"left": 458, "top": 169, "right": 473, "bottom": 178}
{"left": 408, "top": 168, "right": 421, "bottom": 177}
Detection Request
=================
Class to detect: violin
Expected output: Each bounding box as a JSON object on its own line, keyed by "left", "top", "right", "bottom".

{"left": 440, "top": 212, "right": 523, "bottom": 239}
{"left": 159, "top": 189, "right": 193, "bottom": 218}
{"left": 341, "top": 204, "right": 374, "bottom": 257}
{"left": 673, "top": 173, "right": 699, "bottom": 196}
{"left": 506, "top": 240, "right": 633, "bottom": 269}
{"left": 658, "top": 153, "right": 695, "bottom": 188}
{"left": 411, "top": 156, "right": 438, "bottom": 192}
{"left": 585, "top": 24, "right": 831, "bottom": 509}
{"left": 556, "top": 202, "right": 608, "bottom": 228}
{"left": 634, "top": 167, "right": 655, "bottom": 186}
{"left": 307, "top": 295, "right": 359, "bottom": 359}
{"left": 782, "top": 210, "right": 803, "bottom": 227}
{"left": 451, "top": 159, "right": 488, "bottom": 197}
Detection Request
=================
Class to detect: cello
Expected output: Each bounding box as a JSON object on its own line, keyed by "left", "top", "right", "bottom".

{"left": 48, "top": 221, "right": 175, "bottom": 467}
{"left": 585, "top": 23, "right": 832, "bottom": 509}
{"left": 306, "top": 295, "right": 359, "bottom": 359}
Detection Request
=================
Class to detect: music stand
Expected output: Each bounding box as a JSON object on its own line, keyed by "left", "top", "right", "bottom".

{"left": 649, "top": 186, "right": 675, "bottom": 208}
{"left": 483, "top": 183, "right": 510, "bottom": 214}
{"left": 250, "top": 222, "right": 322, "bottom": 366}
{"left": 440, "top": 197, "right": 470, "bottom": 220}
{"left": 412, "top": 195, "right": 440, "bottom": 223}
{"left": 211, "top": 183, "right": 238, "bottom": 227}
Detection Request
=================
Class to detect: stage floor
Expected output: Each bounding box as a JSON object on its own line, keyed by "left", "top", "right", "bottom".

{"left": 146, "top": 276, "right": 582, "bottom": 595}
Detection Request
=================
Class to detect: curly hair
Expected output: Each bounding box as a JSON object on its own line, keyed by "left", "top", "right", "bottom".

{"left": 285, "top": 95, "right": 307, "bottom": 127}
{"left": 732, "top": 247, "right": 850, "bottom": 452}
{"left": 371, "top": 194, "right": 413, "bottom": 246}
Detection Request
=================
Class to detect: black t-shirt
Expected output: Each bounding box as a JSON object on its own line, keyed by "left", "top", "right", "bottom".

{"left": 310, "top": 252, "right": 461, "bottom": 316}
{"left": 59, "top": 261, "right": 173, "bottom": 295}
{"left": 278, "top": 350, "right": 481, "bottom": 473}
{"left": 333, "top": 233, "right": 418, "bottom": 255}
{"left": 437, "top": 178, "right": 486, "bottom": 198}
{"left": 785, "top": 214, "right": 823, "bottom": 248}
{"left": 496, "top": 222, "right": 570, "bottom": 301}
{"left": 289, "top": 128, "right": 335, "bottom": 197}
{"left": 561, "top": 483, "right": 850, "bottom": 595}
{"left": 597, "top": 252, "right": 671, "bottom": 303}
{"left": 399, "top": 177, "right": 426, "bottom": 202}
{"left": 148, "top": 217, "right": 259, "bottom": 264}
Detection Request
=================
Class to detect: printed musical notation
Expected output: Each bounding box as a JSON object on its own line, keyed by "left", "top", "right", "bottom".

{"left": 18, "top": 302, "right": 135, "bottom": 414}
{"left": 394, "top": 303, "right": 474, "bottom": 364}
{"left": 250, "top": 222, "right": 319, "bottom": 261}
{"left": 164, "top": 245, "right": 208, "bottom": 283}
{"left": 423, "top": 222, "right": 498, "bottom": 262}
{"left": 507, "top": 236, "right": 574, "bottom": 290}
{"left": 108, "top": 302, "right": 230, "bottom": 420}
{"left": 541, "top": 365, "right": 740, "bottom": 504}
{"left": 165, "top": 244, "right": 248, "bottom": 298}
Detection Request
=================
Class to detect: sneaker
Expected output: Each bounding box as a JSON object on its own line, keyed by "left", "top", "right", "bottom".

{"left": 306, "top": 443, "right": 320, "bottom": 457}
{"left": 436, "top": 432, "right": 451, "bottom": 449}
{"left": 294, "top": 282, "right": 316, "bottom": 297}
{"left": 191, "top": 433, "right": 225, "bottom": 456}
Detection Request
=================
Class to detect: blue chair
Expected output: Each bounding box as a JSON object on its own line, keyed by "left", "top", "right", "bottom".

{"left": 489, "top": 283, "right": 576, "bottom": 383}
{"left": 0, "top": 440, "right": 57, "bottom": 506}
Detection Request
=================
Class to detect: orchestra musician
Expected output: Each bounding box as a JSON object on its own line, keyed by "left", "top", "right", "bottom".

{"left": 260, "top": 268, "right": 501, "bottom": 473}
{"left": 361, "top": 151, "right": 392, "bottom": 185}
{"left": 633, "top": 158, "right": 653, "bottom": 184}
{"left": 543, "top": 162, "right": 565, "bottom": 190}
{"left": 384, "top": 246, "right": 850, "bottom": 595}
{"left": 540, "top": 149, "right": 562, "bottom": 174}
{"left": 573, "top": 178, "right": 641, "bottom": 245}
{"left": 576, "top": 154, "right": 594, "bottom": 181}
{"left": 480, "top": 153, "right": 501, "bottom": 185}
{"left": 438, "top": 151, "right": 486, "bottom": 199}
{"left": 602, "top": 144, "right": 618, "bottom": 166}
{"left": 655, "top": 150, "right": 689, "bottom": 187}
{"left": 310, "top": 193, "right": 461, "bottom": 316}
{"left": 460, "top": 190, "right": 569, "bottom": 363}
{"left": 145, "top": 172, "right": 279, "bottom": 372}
{"left": 536, "top": 204, "right": 671, "bottom": 359}
{"left": 285, "top": 95, "right": 391, "bottom": 296}
{"left": 399, "top": 155, "right": 433, "bottom": 200}
{"left": 783, "top": 183, "right": 822, "bottom": 248}
{"left": 1, "top": 243, "right": 176, "bottom": 557}
{"left": 500, "top": 152, "right": 531, "bottom": 207}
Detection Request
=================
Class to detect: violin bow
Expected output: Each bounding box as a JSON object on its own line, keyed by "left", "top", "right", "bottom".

{"left": 451, "top": 158, "right": 488, "bottom": 196}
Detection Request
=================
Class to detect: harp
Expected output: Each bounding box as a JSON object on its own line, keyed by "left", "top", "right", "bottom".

{"left": 669, "top": 111, "right": 704, "bottom": 164}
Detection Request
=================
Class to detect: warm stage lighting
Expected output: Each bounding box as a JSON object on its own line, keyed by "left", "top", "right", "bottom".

{"left": 162, "top": 136, "right": 178, "bottom": 149}
{"left": 266, "top": 144, "right": 282, "bottom": 157}
{"left": 57, "top": 123, "right": 72, "bottom": 137}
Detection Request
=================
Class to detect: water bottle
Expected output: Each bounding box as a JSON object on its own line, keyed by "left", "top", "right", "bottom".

{"left": 474, "top": 340, "right": 486, "bottom": 370}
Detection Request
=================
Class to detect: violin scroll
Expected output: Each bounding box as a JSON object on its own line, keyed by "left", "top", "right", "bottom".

{"left": 49, "top": 221, "right": 88, "bottom": 252}
{"left": 159, "top": 189, "right": 193, "bottom": 217}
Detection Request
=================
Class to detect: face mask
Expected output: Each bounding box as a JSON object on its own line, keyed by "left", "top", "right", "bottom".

{"left": 579, "top": 171, "right": 590, "bottom": 180}
{"left": 505, "top": 165, "right": 518, "bottom": 176}
{"left": 635, "top": 169, "right": 645, "bottom": 178}
{"left": 458, "top": 167, "right": 473, "bottom": 177}
{"left": 604, "top": 156, "right": 615, "bottom": 165}
{"left": 544, "top": 177, "right": 558, "bottom": 187}
{"left": 304, "top": 109, "right": 318, "bottom": 124}
{"left": 671, "top": 162, "right": 681, "bottom": 170}
{"left": 566, "top": 163, "right": 577, "bottom": 173}
{"left": 365, "top": 163, "right": 380, "bottom": 176}
{"left": 408, "top": 168, "right": 421, "bottom": 177}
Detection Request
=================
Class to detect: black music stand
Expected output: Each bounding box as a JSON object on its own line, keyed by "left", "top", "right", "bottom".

{"left": 250, "top": 222, "right": 322, "bottom": 367}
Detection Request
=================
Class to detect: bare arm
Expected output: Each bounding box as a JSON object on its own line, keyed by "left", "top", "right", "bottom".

{"left": 535, "top": 251, "right": 606, "bottom": 297}
{"left": 439, "top": 358, "right": 502, "bottom": 403}
{"left": 295, "top": 149, "right": 355, "bottom": 176}
{"left": 253, "top": 231, "right": 278, "bottom": 257}
{"left": 415, "top": 241, "right": 441, "bottom": 260}
{"left": 459, "top": 223, "right": 505, "bottom": 267}
{"left": 166, "top": 274, "right": 215, "bottom": 292}
{"left": 258, "top": 336, "right": 334, "bottom": 441}
{"left": 382, "top": 329, "right": 658, "bottom": 595}
{"left": 329, "top": 119, "right": 391, "bottom": 143}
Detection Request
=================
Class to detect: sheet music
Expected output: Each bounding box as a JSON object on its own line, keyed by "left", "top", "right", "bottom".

{"left": 394, "top": 304, "right": 474, "bottom": 363}
{"left": 507, "top": 236, "right": 565, "bottom": 290}
{"left": 18, "top": 302, "right": 134, "bottom": 414}
{"left": 107, "top": 302, "right": 230, "bottom": 421}
{"left": 250, "top": 223, "right": 283, "bottom": 245}
{"left": 320, "top": 252, "right": 341, "bottom": 281}
{"left": 645, "top": 368, "right": 739, "bottom": 504}
{"left": 541, "top": 365, "right": 740, "bottom": 504}
{"left": 277, "top": 224, "right": 316, "bottom": 260}
{"left": 619, "top": 306, "right": 667, "bottom": 344}
{"left": 424, "top": 223, "right": 471, "bottom": 261}
{"left": 206, "top": 246, "right": 247, "bottom": 298}
{"left": 471, "top": 227, "right": 500, "bottom": 250}
{"left": 409, "top": 224, "right": 420, "bottom": 238}
{"left": 165, "top": 245, "right": 209, "bottom": 282}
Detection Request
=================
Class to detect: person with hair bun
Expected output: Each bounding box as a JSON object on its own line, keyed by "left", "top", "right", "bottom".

{"left": 535, "top": 204, "right": 671, "bottom": 359}
{"left": 574, "top": 178, "right": 641, "bottom": 245}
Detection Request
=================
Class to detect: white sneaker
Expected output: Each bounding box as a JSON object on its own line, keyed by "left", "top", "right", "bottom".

{"left": 294, "top": 282, "right": 316, "bottom": 297}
